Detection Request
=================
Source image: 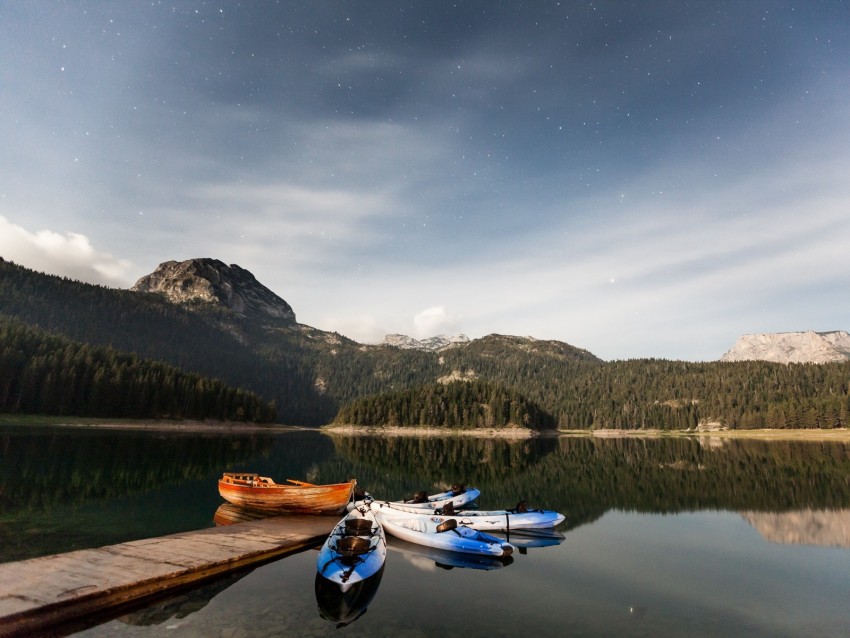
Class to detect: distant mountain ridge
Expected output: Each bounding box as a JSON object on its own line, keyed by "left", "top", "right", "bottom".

{"left": 129, "top": 259, "right": 849, "bottom": 366}
{"left": 720, "top": 331, "right": 850, "bottom": 364}
{"left": 381, "top": 333, "right": 471, "bottom": 351}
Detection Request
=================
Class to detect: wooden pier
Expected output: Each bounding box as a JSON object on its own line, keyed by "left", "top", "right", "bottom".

{"left": 0, "top": 515, "right": 336, "bottom": 637}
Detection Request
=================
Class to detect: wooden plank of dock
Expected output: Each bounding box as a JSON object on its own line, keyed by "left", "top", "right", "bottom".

{"left": 0, "top": 515, "right": 336, "bottom": 637}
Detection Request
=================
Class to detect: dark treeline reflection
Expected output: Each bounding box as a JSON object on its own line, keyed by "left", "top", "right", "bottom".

{"left": 3, "top": 427, "right": 850, "bottom": 564}
{"left": 325, "top": 435, "right": 850, "bottom": 529}
{"left": 0, "top": 426, "right": 274, "bottom": 510}
{"left": 324, "top": 435, "right": 561, "bottom": 507}
{"left": 0, "top": 426, "right": 335, "bottom": 562}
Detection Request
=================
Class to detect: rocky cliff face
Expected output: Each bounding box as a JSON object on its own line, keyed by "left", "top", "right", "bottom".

{"left": 720, "top": 331, "right": 850, "bottom": 364}
{"left": 131, "top": 258, "right": 295, "bottom": 323}
{"left": 381, "top": 333, "right": 471, "bottom": 351}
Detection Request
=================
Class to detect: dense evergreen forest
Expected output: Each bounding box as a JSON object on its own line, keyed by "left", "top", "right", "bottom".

{"left": 0, "top": 315, "right": 275, "bottom": 421}
{"left": 548, "top": 358, "right": 850, "bottom": 430}
{"left": 1, "top": 259, "right": 849, "bottom": 429}
{"left": 435, "top": 346, "right": 850, "bottom": 430}
{"left": 333, "top": 379, "right": 556, "bottom": 429}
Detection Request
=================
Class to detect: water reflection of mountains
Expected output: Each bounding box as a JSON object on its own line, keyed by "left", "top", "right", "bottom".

{"left": 742, "top": 509, "right": 850, "bottom": 547}
{"left": 326, "top": 435, "right": 850, "bottom": 527}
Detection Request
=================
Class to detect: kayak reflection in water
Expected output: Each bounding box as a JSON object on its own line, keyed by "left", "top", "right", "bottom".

{"left": 315, "top": 567, "right": 385, "bottom": 627}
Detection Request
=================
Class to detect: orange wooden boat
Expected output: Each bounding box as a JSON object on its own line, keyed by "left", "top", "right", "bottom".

{"left": 217, "top": 473, "right": 356, "bottom": 515}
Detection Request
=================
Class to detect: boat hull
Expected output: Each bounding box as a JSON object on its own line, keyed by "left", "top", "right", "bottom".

{"left": 218, "top": 473, "right": 356, "bottom": 514}
{"left": 390, "top": 487, "right": 480, "bottom": 510}
{"left": 369, "top": 500, "right": 565, "bottom": 530}
{"left": 379, "top": 515, "right": 513, "bottom": 557}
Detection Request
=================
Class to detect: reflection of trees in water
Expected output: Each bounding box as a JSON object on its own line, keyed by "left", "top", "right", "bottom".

{"left": 324, "top": 434, "right": 850, "bottom": 529}
{"left": 0, "top": 426, "right": 275, "bottom": 511}
{"left": 0, "top": 428, "right": 346, "bottom": 563}
{"left": 4, "top": 428, "right": 850, "bottom": 563}
{"left": 324, "top": 434, "right": 559, "bottom": 507}
{"left": 553, "top": 437, "right": 850, "bottom": 513}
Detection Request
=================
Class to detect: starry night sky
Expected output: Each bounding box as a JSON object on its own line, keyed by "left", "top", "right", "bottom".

{"left": 1, "top": 1, "right": 849, "bottom": 360}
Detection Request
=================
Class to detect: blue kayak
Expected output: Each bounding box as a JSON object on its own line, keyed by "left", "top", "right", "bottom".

{"left": 317, "top": 508, "right": 386, "bottom": 593}
{"left": 378, "top": 514, "right": 514, "bottom": 557}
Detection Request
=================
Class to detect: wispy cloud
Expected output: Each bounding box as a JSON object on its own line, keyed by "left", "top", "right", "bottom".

{"left": 413, "top": 305, "right": 461, "bottom": 338}
{"left": 0, "top": 215, "right": 132, "bottom": 287}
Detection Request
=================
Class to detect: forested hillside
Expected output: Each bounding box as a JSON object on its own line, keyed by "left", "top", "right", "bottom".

{"left": 0, "top": 259, "right": 329, "bottom": 423}
{"left": 0, "top": 315, "right": 275, "bottom": 421}
{"left": 331, "top": 357, "right": 850, "bottom": 430}
{"left": 333, "top": 379, "right": 556, "bottom": 429}
{"left": 543, "top": 358, "right": 850, "bottom": 430}
{"left": 2, "top": 259, "right": 849, "bottom": 429}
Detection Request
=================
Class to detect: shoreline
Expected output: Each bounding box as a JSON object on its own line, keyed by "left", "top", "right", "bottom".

{"left": 2, "top": 416, "right": 849, "bottom": 441}
{"left": 560, "top": 428, "right": 850, "bottom": 442}
{"left": 321, "top": 424, "right": 536, "bottom": 438}
{"left": 0, "top": 415, "right": 313, "bottom": 433}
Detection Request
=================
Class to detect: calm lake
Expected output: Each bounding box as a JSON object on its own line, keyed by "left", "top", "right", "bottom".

{"left": 2, "top": 424, "right": 850, "bottom": 637}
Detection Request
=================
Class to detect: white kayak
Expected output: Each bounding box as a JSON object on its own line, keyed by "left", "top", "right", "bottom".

{"left": 378, "top": 514, "right": 513, "bottom": 558}
{"left": 368, "top": 500, "right": 565, "bottom": 531}
{"left": 390, "top": 486, "right": 480, "bottom": 510}
{"left": 317, "top": 507, "right": 386, "bottom": 593}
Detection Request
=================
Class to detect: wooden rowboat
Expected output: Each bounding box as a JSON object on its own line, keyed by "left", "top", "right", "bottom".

{"left": 217, "top": 473, "right": 356, "bottom": 514}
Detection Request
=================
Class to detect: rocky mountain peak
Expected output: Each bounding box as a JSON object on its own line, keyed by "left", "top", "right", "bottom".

{"left": 381, "top": 333, "right": 471, "bottom": 352}
{"left": 720, "top": 330, "right": 850, "bottom": 364}
{"left": 131, "top": 258, "right": 295, "bottom": 322}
